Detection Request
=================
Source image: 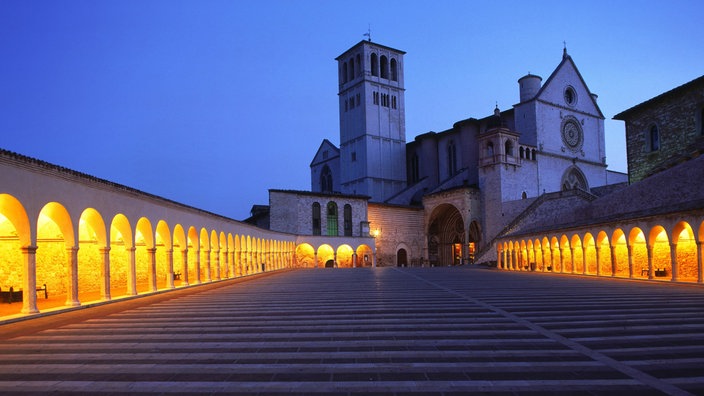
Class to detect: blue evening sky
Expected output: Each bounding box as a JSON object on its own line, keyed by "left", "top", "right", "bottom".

{"left": 1, "top": 1, "right": 702, "bottom": 220}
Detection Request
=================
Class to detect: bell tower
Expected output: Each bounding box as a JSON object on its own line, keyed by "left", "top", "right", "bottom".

{"left": 335, "top": 40, "right": 407, "bottom": 202}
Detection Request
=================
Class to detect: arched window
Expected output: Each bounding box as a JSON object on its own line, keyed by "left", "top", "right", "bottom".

{"left": 349, "top": 57, "right": 355, "bottom": 81}
{"left": 370, "top": 53, "right": 378, "bottom": 76}
{"left": 519, "top": 146, "right": 525, "bottom": 159}
{"left": 531, "top": 149, "right": 536, "bottom": 160}
{"left": 380, "top": 55, "right": 388, "bottom": 79}
{"left": 343, "top": 204, "right": 352, "bottom": 236}
{"left": 356, "top": 54, "right": 361, "bottom": 77}
{"left": 447, "top": 141, "right": 457, "bottom": 177}
{"left": 326, "top": 202, "right": 338, "bottom": 236}
{"left": 649, "top": 124, "right": 660, "bottom": 151}
{"left": 342, "top": 63, "right": 348, "bottom": 84}
{"left": 486, "top": 141, "right": 494, "bottom": 157}
{"left": 320, "top": 165, "right": 333, "bottom": 193}
{"left": 561, "top": 167, "right": 588, "bottom": 191}
{"left": 505, "top": 140, "right": 513, "bottom": 156}
{"left": 312, "top": 203, "right": 321, "bottom": 236}
{"left": 390, "top": 58, "right": 398, "bottom": 81}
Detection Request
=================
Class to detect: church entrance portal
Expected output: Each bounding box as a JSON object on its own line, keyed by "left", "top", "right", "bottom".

{"left": 427, "top": 204, "right": 465, "bottom": 266}
{"left": 397, "top": 248, "right": 407, "bottom": 267}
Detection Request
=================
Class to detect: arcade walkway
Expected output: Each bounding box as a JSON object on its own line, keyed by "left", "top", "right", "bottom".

{"left": 0, "top": 267, "right": 703, "bottom": 395}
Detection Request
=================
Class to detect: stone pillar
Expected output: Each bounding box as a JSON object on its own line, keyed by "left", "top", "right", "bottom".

{"left": 205, "top": 250, "right": 212, "bottom": 282}
{"left": 697, "top": 241, "right": 703, "bottom": 284}
{"left": 195, "top": 250, "right": 201, "bottom": 284}
{"left": 181, "top": 249, "right": 189, "bottom": 286}
{"left": 213, "top": 249, "right": 220, "bottom": 280}
{"left": 166, "top": 249, "right": 174, "bottom": 289}
{"left": 595, "top": 246, "right": 601, "bottom": 277}
{"left": 610, "top": 245, "right": 617, "bottom": 277}
{"left": 314, "top": 252, "right": 318, "bottom": 268}
{"left": 352, "top": 253, "right": 358, "bottom": 268}
{"left": 559, "top": 248, "right": 565, "bottom": 273}
{"left": 222, "top": 250, "right": 229, "bottom": 279}
{"left": 65, "top": 246, "right": 80, "bottom": 306}
{"left": 127, "top": 247, "right": 137, "bottom": 295}
{"left": 627, "top": 244, "right": 634, "bottom": 278}
{"left": 333, "top": 252, "right": 338, "bottom": 268}
{"left": 21, "top": 246, "right": 39, "bottom": 314}
{"left": 147, "top": 248, "right": 157, "bottom": 292}
{"left": 496, "top": 248, "right": 502, "bottom": 270}
{"left": 670, "top": 243, "right": 678, "bottom": 282}
{"left": 100, "top": 247, "right": 111, "bottom": 300}
{"left": 229, "top": 250, "right": 236, "bottom": 278}
{"left": 541, "top": 248, "right": 546, "bottom": 272}
{"left": 570, "top": 247, "right": 575, "bottom": 274}
{"left": 647, "top": 245, "right": 654, "bottom": 280}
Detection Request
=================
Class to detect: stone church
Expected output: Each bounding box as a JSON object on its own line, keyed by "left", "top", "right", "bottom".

{"left": 265, "top": 39, "right": 628, "bottom": 267}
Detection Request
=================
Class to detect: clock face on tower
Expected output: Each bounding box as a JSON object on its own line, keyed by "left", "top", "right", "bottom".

{"left": 561, "top": 119, "right": 583, "bottom": 151}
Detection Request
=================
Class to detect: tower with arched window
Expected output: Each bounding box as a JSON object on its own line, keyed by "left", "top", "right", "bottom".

{"left": 335, "top": 40, "right": 407, "bottom": 202}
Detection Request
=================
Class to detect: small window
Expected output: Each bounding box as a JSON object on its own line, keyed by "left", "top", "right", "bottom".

{"left": 326, "top": 202, "right": 338, "bottom": 236}
{"left": 392, "top": 96, "right": 397, "bottom": 109}
{"left": 649, "top": 124, "right": 660, "bottom": 152}
{"left": 380, "top": 55, "right": 388, "bottom": 79}
{"left": 564, "top": 86, "right": 577, "bottom": 106}
{"left": 312, "top": 203, "right": 321, "bottom": 236}
{"left": 343, "top": 204, "right": 352, "bottom": 236}
{"left": 505, "top": 140, "right": 513, "bottom": 156}
{"left": 486, "top": 141, "right": 494, "bottom": 157}
{"left": 390, "top": 58, "right": 398, "bottom": 81}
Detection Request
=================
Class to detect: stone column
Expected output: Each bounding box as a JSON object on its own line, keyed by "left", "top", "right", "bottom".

{"left": 205, "top": 250, "right": 212, "bottom": 282}
{"left": 559, "top": 248, "right": 565, "bottom": 273}
{"left": 213, "top": 249, "right": 220, "bottom": 280}
{"left": 65, "top": 246, "right": 80, "bottom": 306}
{"left": 127, "top": 247, "right": 137, "bottom": 296}
{"left": 697, "top": 241, "right": 703, "bottom": 284}
{"left": 627, "top": 244, "right": 634, "bottom": 278}
{"left": 21, "top": 246, "right": 39, "bottom": 314}
{"left": 647, "top": 245, "right": 654, "bottom": 280}
{"left": 610, "top": 245, "right": 617, "bottom": 277}
{"left": 222, "top": 250, "right": 229, "bottom": 279}
{"left": 314, "top": 251, "right": 318, "bottom": 268}
{"left": 541, "top": 248, "right": 547, "bottom": 272}
{"left": 195, "top": 250, "right": 202, "bottom": 284}
{"left": 147, "top": 248, "right": 157, "bottom": 292}
{"left": 670, "top": 243, "right": 678, "bottom": 282}
{"left": 166, "top": 249, "right": 174, "bottom": 289}
{"left": 181, "top": 249, "right": 189, "bottom": 286}
{"left": 570, "top": 247, "right": 575, "bottom": 274}
{"left": 99, "top": 247, "right": 111, "bottom": 300}
{"left": 352, "top": 253, "right": 357, "bottom": 268}
{"left": 496, "top": 248, "right": 502, "bottom": 270}
{"left": 595, "top": 246, "right": 601, "bottom": 277}
{"left": 229, "top": 250, "right": 236, "bottom": 278}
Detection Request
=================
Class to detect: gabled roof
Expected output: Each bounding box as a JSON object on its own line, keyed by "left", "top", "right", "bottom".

{"left": 524, "top": 51, "right": 604, "bottom": 119}
{"left": 613, "top": 75, "right": 704, "bottom": 120}
{"left": 310, "top": 139, "right": 339, "bottom": 167}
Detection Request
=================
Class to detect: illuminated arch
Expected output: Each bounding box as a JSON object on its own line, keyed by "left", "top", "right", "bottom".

{"left": 78, "top": 208, "right": 108, "bottom": 303}
{"left": 612, "top": 228, "right": 628, "bottom": 277}
{"left": 0, "top": 193, "right": 31, "bottom": 246}
{"left": 629, "top": 227, "right": 648, "bottom": 278}
{"left": 134, "top": 217, "right": 154, "bottom": 293}
{"left": 673, "top": 221, "right": 697, "bottom": 282}
{"left": 200, "top": 228, "right": 211, "bottom": 282}
{"left": 296, "top": 243, "right": 315, "bottom": 268}
{"left": 649, "top": 225, "right": 671, "bottom": 281}
{"left": 596, "top": 231, "right": 611, "bottom": 276}
{"left": 173, "top": 224, "right": 187, "bottom": 286}
{"left": 336, "top": 244, "right": 354, "bottom": 268}
{"left": 187, "top": 226, "right": 199, "bottom": 283}
{"left": 110, "top": 214, "right": 133, "bottom": 297}
{"left": 155, "top": 220, "right": 171, "bottom": 290}
{"left": 219, "top": 232, "right": 228, "bottom": 278}
{"left": 583, "top": 233, "right": 596, "bottom": 275}
{"left": 560, "top": 235, "right": 571, "bottom": 273}
{"left": 317, "top": 244, "right": 335, "bottom": 268}
{"left": 356, "top": 244, "right": 373, "bottom": 267}
{"left": 550, "top": 236, "right": 560, "bottom": 272}
{"left": 570, "top": 234, "right": 583, "bottom": 274}
{"left": 541, "top": 237, "right": 551, "bottom": 271}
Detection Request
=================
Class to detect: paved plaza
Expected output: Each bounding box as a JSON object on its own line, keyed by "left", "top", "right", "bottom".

{"left": 0, "top": 267, "right": 703, "bottom": 395}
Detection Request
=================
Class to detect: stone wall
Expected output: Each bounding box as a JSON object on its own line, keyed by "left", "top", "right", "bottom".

{"left": 368, "top": 203, "right": 424, "bottom": 267}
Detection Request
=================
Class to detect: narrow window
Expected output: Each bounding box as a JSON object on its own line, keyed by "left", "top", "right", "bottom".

{"left": 312, "top": 203, "right": 321, "bottom": 236}
{"left": 649, "top": 125, "right": 660, "bottom": 151}
{"left": 392, "top": 96, "right": 397, "bottom": 109}
{"left": 447, "top": 141, "right": 457, "bottom": 177}
{"left": 409, "top": 153, "right": 420, "bottom": 183}
{"left": 349, "top": 57, "right": 355, "bottom": 81}
{"left": 356, "top": 93, "right": 360, "bottom": 106}
{"left": 486, "top": 141, "right": 494, "bottom": 157}
{"left": 380, "top": 55, "right": 388, "bottom": 79}
{"left": 320, "top": 165, "right": 333, "bottom": 193}
{"left": 390, "top": 58, "right": 398, "bottom": 81}
{"left": 326, "top": 202, "right": 338, "bottom": 236}
{"left": 371, "top": 53, "right": 378, "bottom": 76}
{"left": 519, "top": 146, "right": 525, "bottom": 159}
{"left": 343, "top": 204, "right": 352, "bottom": 236}
{"left": 342, "top": 63, "right": 348, "bottom": 84}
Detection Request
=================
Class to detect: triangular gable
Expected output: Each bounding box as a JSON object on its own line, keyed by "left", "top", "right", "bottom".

{"left": 533, "top": 53, "right": 604, "bottom": 119}
{"left": 310, "top": 139, "right": 340, "bottom": 167}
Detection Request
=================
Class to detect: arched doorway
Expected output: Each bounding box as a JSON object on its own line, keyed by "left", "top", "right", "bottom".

{"left": 427, "top": 204, "right": 465, "bottom": 266}
{"left": 397, "top": 248, "right": 407, "bottom": 267}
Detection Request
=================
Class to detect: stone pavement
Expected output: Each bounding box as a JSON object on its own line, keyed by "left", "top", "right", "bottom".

{"left": 0, "top": 267, "right": 703, "bottom": 395}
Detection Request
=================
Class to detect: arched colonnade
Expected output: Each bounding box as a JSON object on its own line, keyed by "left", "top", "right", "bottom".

{"left": 0, "top": 193, "right": 295, "bottom": 317}
{"left": 497, "top": 215, "right": 704, "bottom": 283}
{"left": 294, "top": 240, "right": 375, "bottom": 268}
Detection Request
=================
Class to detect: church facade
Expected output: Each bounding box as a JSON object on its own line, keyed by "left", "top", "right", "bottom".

{"left": 294, "top": 40, "right": 627, "bottom": 267}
